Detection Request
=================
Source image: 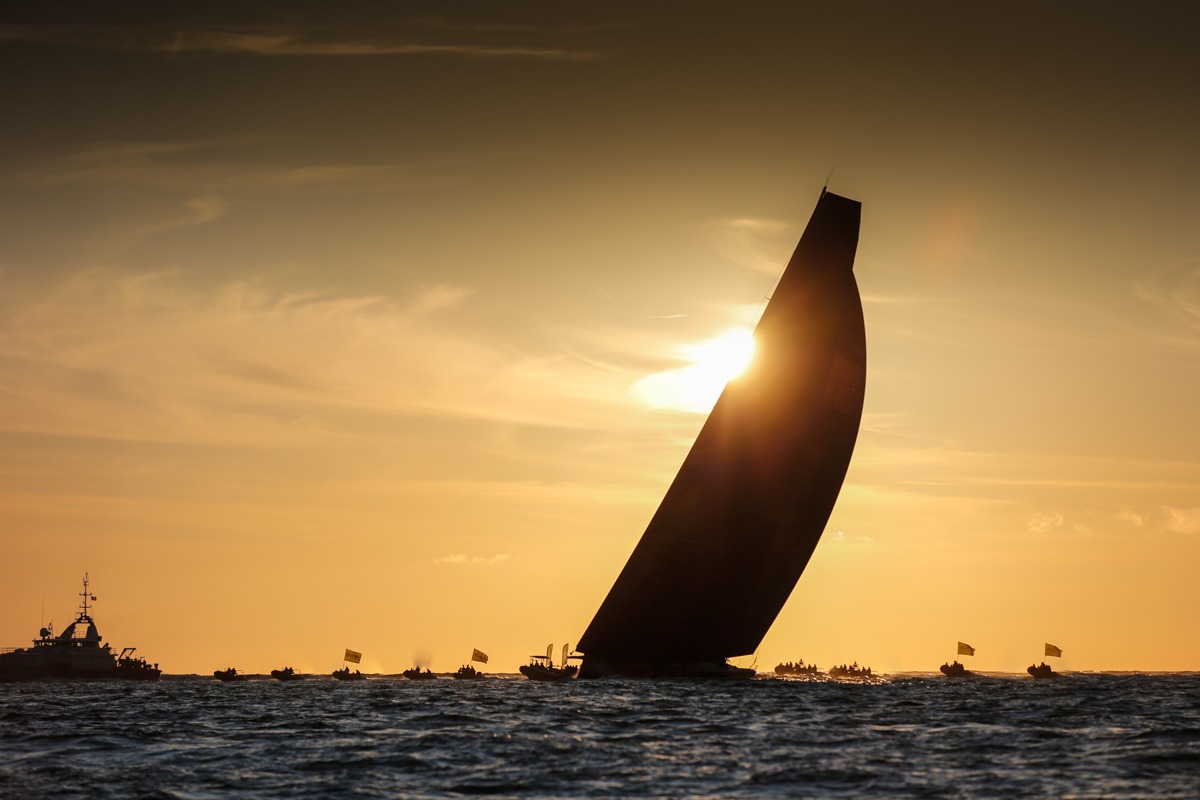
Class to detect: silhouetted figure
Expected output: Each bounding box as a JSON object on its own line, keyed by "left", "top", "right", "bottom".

{"left": 455, "top": 664, "right": 485, "bottom": 680}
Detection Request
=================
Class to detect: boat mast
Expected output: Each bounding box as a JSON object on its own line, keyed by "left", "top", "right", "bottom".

{"left": 78, "top": 573, "right": 92, "bottom": 621}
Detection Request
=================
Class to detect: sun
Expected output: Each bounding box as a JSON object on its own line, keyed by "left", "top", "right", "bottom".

{"left": 686, "top": 328, "right": 756, "bottom": 381}
{"left": 633, "top": 328, "right": 756, "bottom": 413}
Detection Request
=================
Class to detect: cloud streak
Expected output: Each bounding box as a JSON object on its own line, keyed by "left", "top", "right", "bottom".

{"left": 0, "top": 23, "right": 604, "bottom": 61}
{"left": 1133, "top": 255, "right": 1200, "bottom": 351}
{"left": 19, "top": 137, "right": 452, "bottom": 195}
{"left": 709, "top": 216, "right": 796, "bottom": 278}
{"left": 433, "top": 553, "right": 511, "bottom": 565}
{"left": 0, "top": 268, "right": 662, "bottom": 450}
{"left": 1162, "top": 506, "right": 1200, "bottom": 534}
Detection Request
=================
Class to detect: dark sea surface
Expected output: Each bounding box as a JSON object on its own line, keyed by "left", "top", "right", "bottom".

{"left": 2, "top": 673, "right": 1198, "bottom": 799}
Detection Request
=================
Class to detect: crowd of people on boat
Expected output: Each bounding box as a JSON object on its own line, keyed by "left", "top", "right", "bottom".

{"left": 774, "top": 659, "right": 821, "bottom": 676}
{"left": 827, "top": 662, "right": 873, "bottom": 678}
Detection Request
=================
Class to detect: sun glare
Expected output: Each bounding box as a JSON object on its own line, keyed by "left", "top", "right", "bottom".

{"left": 687, "top": 328, "right": 756, "bottom": 380}
{"left": 633, "top": 328, "right": 756, "bottom": 413}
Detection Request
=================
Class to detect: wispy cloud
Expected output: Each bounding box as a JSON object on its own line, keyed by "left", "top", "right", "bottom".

{"left": 831, "top": 530, "right": 875, "bottom": 549}
{"left": 433, "top": 553, "right": 511, "bottom": 565}
{"left": 1162, "top": 506, "right": 1200, "bottom": 534}
{"left": 710, "top": 216, "right": 796, "bottom": 277}
{"left": 0, "top": 268, "right": 654, "bottom": 449}
{"left": 851, "top": 443, "right": 1200, "bottom": 496}
{"left": 20, "top": 136, "right": 450, "bottom": 195}
{"left": 1116, "top": 507, "right": 1145, "bottom": 527}
{"left": 1027, "top": 512, "right": 1065, "bottom": 534}
{"left": 412, "top": 285, "right": 476, "bottom": 314}
{"left": 0, "top": 23, "right": 604, "bottom": 61}
{"left": 164, "top": 30, "right": 599, "bottom": 61}
{"left": 870, "top": 287, "right": 1150, "bottom": 354}
{"left": 1025, "top": 511, "right": 1094, "bottom": 537}
{"left": 11, "top": 137, "right": 468, "bottom": 248}
{"left": 1133, "top": 255, "right": 1200, "bottom": 351}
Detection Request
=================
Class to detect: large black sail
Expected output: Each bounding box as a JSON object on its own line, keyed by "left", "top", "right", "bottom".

{"left": 577, "top": 190, "right": 864, "bottom": 676}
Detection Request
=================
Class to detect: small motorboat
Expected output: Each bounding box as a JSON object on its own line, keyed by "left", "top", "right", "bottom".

{"left": 775, "top": 660, "right": 822, "bottom": 677}
{"left": 454, "top": 664, "right": 486, "bottom": 680}
{"left": 940, "top": 661, "right": 969, "bottom": 677}
{"left": 331, "top": 666, "right": 367, "bottom": 681}
{"left": 519, "top": 644, "right": 579, "bottom": 682}
{"left": 1027, "top": 662, "right": 1056, "bottom": 679}
{"left": 213, "top": 667, "right": 245, "bottom": 682}
{"left": 270, "top": 666, "right": 304, "bottom": 681}
{"left": 402, "top": 667, "right": 437, "bottom": 680}
{"left": 828, "top": 662, "right": 873, "bottom": 679}
{"left": 519, "top": 659, "right": 576, "bottom": 681}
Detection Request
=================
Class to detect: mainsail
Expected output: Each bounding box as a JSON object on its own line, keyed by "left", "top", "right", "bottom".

{"left": 577, "top": 189, "right": 865, "bottom": 676}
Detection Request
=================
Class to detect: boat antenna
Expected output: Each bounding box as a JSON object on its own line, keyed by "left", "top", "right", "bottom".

{"left": 79, "top": 573, "right": 92, "bottom": 621}
{"left": 824, "top": 167, "right": 835, "bottom": 193}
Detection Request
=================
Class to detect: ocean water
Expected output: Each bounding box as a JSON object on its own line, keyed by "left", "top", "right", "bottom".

{"left": 1, "top": 673, "right": 1197, "bottom": 798}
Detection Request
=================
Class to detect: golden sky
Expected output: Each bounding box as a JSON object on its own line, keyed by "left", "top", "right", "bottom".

{"left": 2, "top": 3, "right": 1198, "bottom": 675}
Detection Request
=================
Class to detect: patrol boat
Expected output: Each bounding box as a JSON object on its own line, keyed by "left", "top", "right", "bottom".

{"left": 0, "top": 574, "right": 161, "bottom": 681}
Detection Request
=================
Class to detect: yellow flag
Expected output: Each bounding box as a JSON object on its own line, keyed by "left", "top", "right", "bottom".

{"left": 471, "top": 648, "right": 489, "bottom": 664}
{"left": 957, "top": 642, "right": 975, "bottom": 656}
{"left": 1045, "top": 643, "right": 1062, "bottom": 658}
{"left": 344, "top": 648, "right": 362, "bottom": 663}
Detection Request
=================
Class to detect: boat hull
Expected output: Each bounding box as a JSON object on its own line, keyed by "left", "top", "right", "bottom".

{"left": 1, "top": 648, "right": 160, "bottom": 682}
{"left": 575, "top": 660, "right": 751, "bottom": 680}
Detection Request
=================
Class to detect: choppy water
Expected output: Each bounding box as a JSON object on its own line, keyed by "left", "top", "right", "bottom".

{"left": 2, "top": 673, "right": 1197, "bottom": 798}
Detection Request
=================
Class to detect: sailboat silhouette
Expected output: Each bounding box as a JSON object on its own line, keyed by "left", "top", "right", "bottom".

{"left": 578, "top": 189, "right": 866, "bottom": 678}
